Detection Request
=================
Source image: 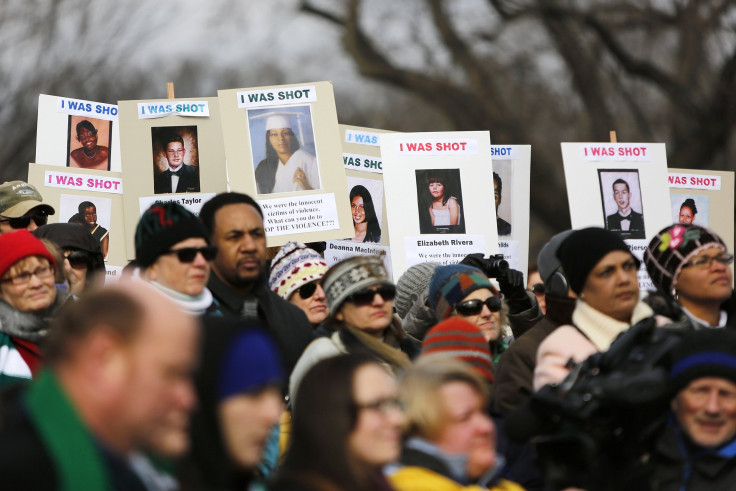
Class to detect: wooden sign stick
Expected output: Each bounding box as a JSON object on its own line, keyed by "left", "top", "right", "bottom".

{"left": 609, "top": 131, "right": 617, "bottom": 143}
{"left": 167, "top": 83, "right": 175, "bottom": 100}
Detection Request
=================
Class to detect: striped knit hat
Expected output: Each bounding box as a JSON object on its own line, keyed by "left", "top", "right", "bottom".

{"left": 421, "top": 318, "right": 494, "bottom": 384}
{"left": 268, "top": 241, "right": 329, "bottom": 300}
{"left": 644, "top": 224, "right": 726, "bottom": 297}
{"left": 395, "top": 262, "right": 440, "bottom": 318}
{"left": 322, "top": 255, "right": 391, "bottom": 316}
{"left": 429, "top": 264, "right": 494, "bottom": 320}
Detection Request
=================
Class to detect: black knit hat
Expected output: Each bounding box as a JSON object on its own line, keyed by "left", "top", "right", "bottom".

{"left": 557, "top": 227, "right": 639, "bottom": 295}
{"left": 135, "top": 202, "right": 209, "bottom": 267}
{"left": 644, "top": 224, "right": 726, "bottom": 297}
{"left": 669, "top": 329, "right": 736, "bottom": 395}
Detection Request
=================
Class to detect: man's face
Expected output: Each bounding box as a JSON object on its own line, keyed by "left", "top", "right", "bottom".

{"left": 673, "top": 377, "right": 736, "bottom": 448}
{"left": 165, "top": 141, "right": 186, "bottom": 170}
{"left": 493, "top": 180, "right": 500, "bottom": 211}
{"left": 117, "top": 299, "right": 199, "bottom": 455}
{"left": 613, "top": 183, "right": 630, "bottom": 212}
{"left": 210, "top": 203, "right": 267, "bottom": 288}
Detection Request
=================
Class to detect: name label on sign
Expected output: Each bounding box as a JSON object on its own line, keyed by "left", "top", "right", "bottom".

{"left": 45, "top": 171, "right": 123, "bottom": 194}
{"left": 57, "top": 97, "right": 118, "bottom": 121}
{"left": 668, "top": 172, "right": 721, "bottom": 190}
{"left": 137, "top": 101, "right": 210, "bottom": 119}
{"left": 581, "top": 144, "right": 651, "bottom": 161}
{"left": 237, "top": 86, "right": 317, "bottom": 108}
{"left": 397, "top": 139, "right": 478, "bottom": 155}
{"left": 345, "top": 129, "right": 380, "bottom": 147}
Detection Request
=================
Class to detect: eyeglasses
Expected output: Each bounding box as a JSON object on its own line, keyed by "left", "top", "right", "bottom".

{"left": 0, "top": 214, "right": 48, "bottom": 229}
{"left": 1, "top": 265, "right": 54, "bottom": 286}
{"left": 455, "top": 296, "right": 503, "bottom": 316}
{"left": 161, "top": 246, "right": 217, "bottom": 263}
{"left": 355, "top": 396, "right": 404, "bottom": 415}
{"left": 64, "top": 251, "right": 91, "bottom": 270}
{"left": 528, "top": 283, "right": 546, "bottom": 295}
{"left": 296, "top": 281, "right": 322, "bottom": 300}
{"left": 344, "top": 284, "right": 396, "bottom": 306}
{"left": 682, "top": 253, "right": 734, "bottom": 270}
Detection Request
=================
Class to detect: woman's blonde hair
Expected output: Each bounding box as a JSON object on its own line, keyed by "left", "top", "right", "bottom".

{"left": 399, "top": 357, "right": 489, "bottom": 440}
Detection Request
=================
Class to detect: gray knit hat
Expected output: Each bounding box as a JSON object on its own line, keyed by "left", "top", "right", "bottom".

{"left": 394, "top": 262, "right": 440, "bottom": 318}
{"left": 322, "top": 255, "right": 391, "bottom": 315}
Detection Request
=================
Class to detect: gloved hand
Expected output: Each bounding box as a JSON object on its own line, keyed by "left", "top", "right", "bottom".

{"left": 460, "top": 253, "right": 488, "bottom": 273}
{"left": 497, "top": 268, "right": 532, "bottom": 314}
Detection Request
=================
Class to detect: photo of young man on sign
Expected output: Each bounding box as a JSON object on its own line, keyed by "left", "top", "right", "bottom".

{"left": 416, "top": 168, "right": 466, "bottom": 235}
{"left": 598, "top": 169, "right": 646, "bottom": 240}
{"left": 151, "top": 126, "right": 201, "bottom": 195}
{"left": 249, "top": 106, "right": 321, "bottom": 195}
{"left": 67, "top": 116, "right": 112, "bottom": 171}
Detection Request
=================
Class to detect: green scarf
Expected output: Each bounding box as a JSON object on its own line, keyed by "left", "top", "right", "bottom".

{"left": 25, "top": 370, "right": 111, "bottom": 491}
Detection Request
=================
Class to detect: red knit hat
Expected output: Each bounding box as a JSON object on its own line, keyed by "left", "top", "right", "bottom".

{"left": 0, "top": 229, "right": 56, "bottom": 279}
{"left": 421, "top": 318, "right": 494, "bottom": 384}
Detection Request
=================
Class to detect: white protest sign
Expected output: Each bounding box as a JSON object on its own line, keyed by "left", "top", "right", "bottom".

{"left": 258, "top": 193, "right": 340, "bottom": 236}
{"left": 237, "top": 85, "right": 317, "bottom": 108}
{"left": 44, "top": 170, "right": 123, "bottom": 194}
{"left": 57, "top": 97, "right": 118, "bottom": 121}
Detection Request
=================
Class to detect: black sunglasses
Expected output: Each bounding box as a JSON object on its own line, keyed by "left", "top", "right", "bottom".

{"left": 455, "top": 296, "right": 502, "bottom": 316}
{"left": 345, "top": 284, "right": 396, "bottom": 306}
{"left": 0, "top": 214, "right": 48, "bottom": 229}
{"left": 529, "top": 283, "right": 546, "bottom": 295}
{"left": 64, "top": 250, "right": 91, "bottom": 270}
{"left": 162, "top": 246, "right": 217, "bottom": 263}
{"left": 296, "top": 281, "right": 322, "bottom": 300}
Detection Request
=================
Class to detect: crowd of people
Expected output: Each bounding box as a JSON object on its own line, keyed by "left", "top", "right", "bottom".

{"left": 0, "top": 178, "right": 733, "bottom": 491}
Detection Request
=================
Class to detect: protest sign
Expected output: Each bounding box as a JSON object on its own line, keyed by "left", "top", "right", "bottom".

{"left": 218, "top": 82, "right": 351, "bottom": 246}
{"left": 382, "top": 131, "right": 497, "bottom": 279}
{"left": 36, "top": 94, "right": 122, "bottom": 172}
{"left": 668, "top": 168, "right": 734, "bottom": 257}
{"left": 491, "top": 145, "right": 531, "bottom": 277}
{"left": 118, "top": 96, "right": 228, "bottom": 259}
{"left": 561, "top": 142, "right": 671, "bottom": 290}
{"left": 27, "top": 163, "right": 127, "bottom": 280}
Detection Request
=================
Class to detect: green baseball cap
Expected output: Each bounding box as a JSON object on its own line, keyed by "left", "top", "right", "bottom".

{"left": 0, "top": 181, "right": 55, "bottom": 218}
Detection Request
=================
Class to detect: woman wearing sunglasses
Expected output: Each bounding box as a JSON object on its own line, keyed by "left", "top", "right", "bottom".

{"left": 269, "top": 241, "right": 330, "bottom": 327}
{"left": 429, "top": 264, "right": 510, "bottom": 369}
{"left": 0, "top": 230, "right": 68, "bottom": 387}
{"left": 289, "top": 256, "right": 415, "bottom": 403}
{"left": 134, "top": 202, "right": 219, "bottom": 315}
{"left": 644, "top": 224, "right": 735, "bottom": 329}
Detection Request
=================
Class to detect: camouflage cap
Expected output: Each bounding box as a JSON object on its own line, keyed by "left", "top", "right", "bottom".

{"left": 0, "top": 181, "right": 55, "bottom": 218}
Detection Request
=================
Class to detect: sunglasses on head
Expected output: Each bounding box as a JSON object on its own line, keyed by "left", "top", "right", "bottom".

{"left": 455, "top": 296, "right": 502, "bottom": 316}
{"left": 345, "top": 284, "right": 396, "bottom": 306}
{"left": 295, "top": 281, "right": 322, "bottom": 300}
{"left": 162, "top": 246, "right": 217, "bottom": 263}
{"left": 64, "top": 250, "right": 91, "bottom": 270}
{"left": 0, "top": 214, "right": 48, "bottom": 229}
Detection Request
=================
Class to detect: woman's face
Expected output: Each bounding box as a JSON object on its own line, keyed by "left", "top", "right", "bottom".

{"left": 289, "top": 280, "right": 328, "bottom": 325}
{"left": 348, "top": 364, "right": 403, "bottom": 468}
{"left": 679, "top": 206, "right": 694, "bottom": 224}
{"left": 63, "top": 250, "right": 88, "bottom": 297}
{"left": 429, "top": 181, "right": 445, "bottom": 199}
{"left": 582, "top": 250, "right": 639, "bottom": 323}
{"left": 0, "top": 256, "right": 57, "bottom": 313}
{"left": 268, "top": 128, "right": 293, "bottom": 156}
{"left": 84, "top": 206, "right": 97, "bottom": 226}
{"left": 433, "top": 381, "right": 496, "bottom": 479}
{"left": 147, "top": 237, "right": 211, "bottom": 297}
{"left": 336, "top": 284, "right": 394, "bottom": 333}
{"left": 454, "top": 288, "right": 501, "bottom": 342}
{"left": 77, "top": 127, "right": 98, "bottom": 150}
{"left": 352, "top": 195, "right": 366, "bottom": 224}
{"left": 675, "top": 246, "right": 733, "bottom": 306}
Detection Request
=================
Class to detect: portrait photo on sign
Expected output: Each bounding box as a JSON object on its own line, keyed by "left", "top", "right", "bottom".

{"left": 415, "top": 168, "right": 466, "bottom": 235}
{"left": 347, "top": 176, "right": 383, "bottom": 244}
{"left": 598, "top": 169, "right": 646, "bottom": 240}
{"left": 60, "top": 194, "right": 112, "bottom": 260}
{"left": 248, "top": 105, "right": 321, "bottom": 195}
{"left": 493, "top": 160, "right": 512, "bottom": 237}
{"left": 66, "top": 116, "right": 112, "bottom": 171}
{"left": 670, "top": 194, "right": 710, "bottom": 227}
{"left": 151, "top": 126, "right": 201, "bottom": 195}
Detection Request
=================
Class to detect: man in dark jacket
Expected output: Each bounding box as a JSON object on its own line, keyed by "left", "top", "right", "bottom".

{"left": 200, "top": 192, "right": 312, "bottom": 377}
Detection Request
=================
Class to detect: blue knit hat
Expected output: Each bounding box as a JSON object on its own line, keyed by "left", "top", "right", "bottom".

{"left": 218, "top": 329, "right": 284, "bottom": 401}
{"left": 669, "top": 329, "right": 736, "bottom": 396}
{"left": 429, "top": 264, "right": 494, "bottom": 320}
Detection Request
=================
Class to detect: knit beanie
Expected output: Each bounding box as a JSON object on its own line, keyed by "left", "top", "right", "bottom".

{"left": 135, "top": 202, "right": 209, "bottom": 267}
{"left": 0, "top": 229, "right": 57, "bottom": 278}
{"left": 669, "top": 329, "right": 736, "bottom": 396}
{"left": 429, "top": 264, "right": 494, "bottom": 320}
{"left": 557, "top": 227, "right": 639, "bottom": 295}
{"left": 421, "top": 318, "right": 494, "bottom": 384}
{"left": 268, "top": 241, "right": 329, "bottom": 300}
{"left": 322, "top": 255, "right": 391, "bottom": 316}
{"left": 644, "top": 224, "right": 726, "bottom": 297}
{"left": 218, "top": 328, "right": 284, "bottom": 401}
{"left": 395, "top": 262, "right": 440, "bottom": 318}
